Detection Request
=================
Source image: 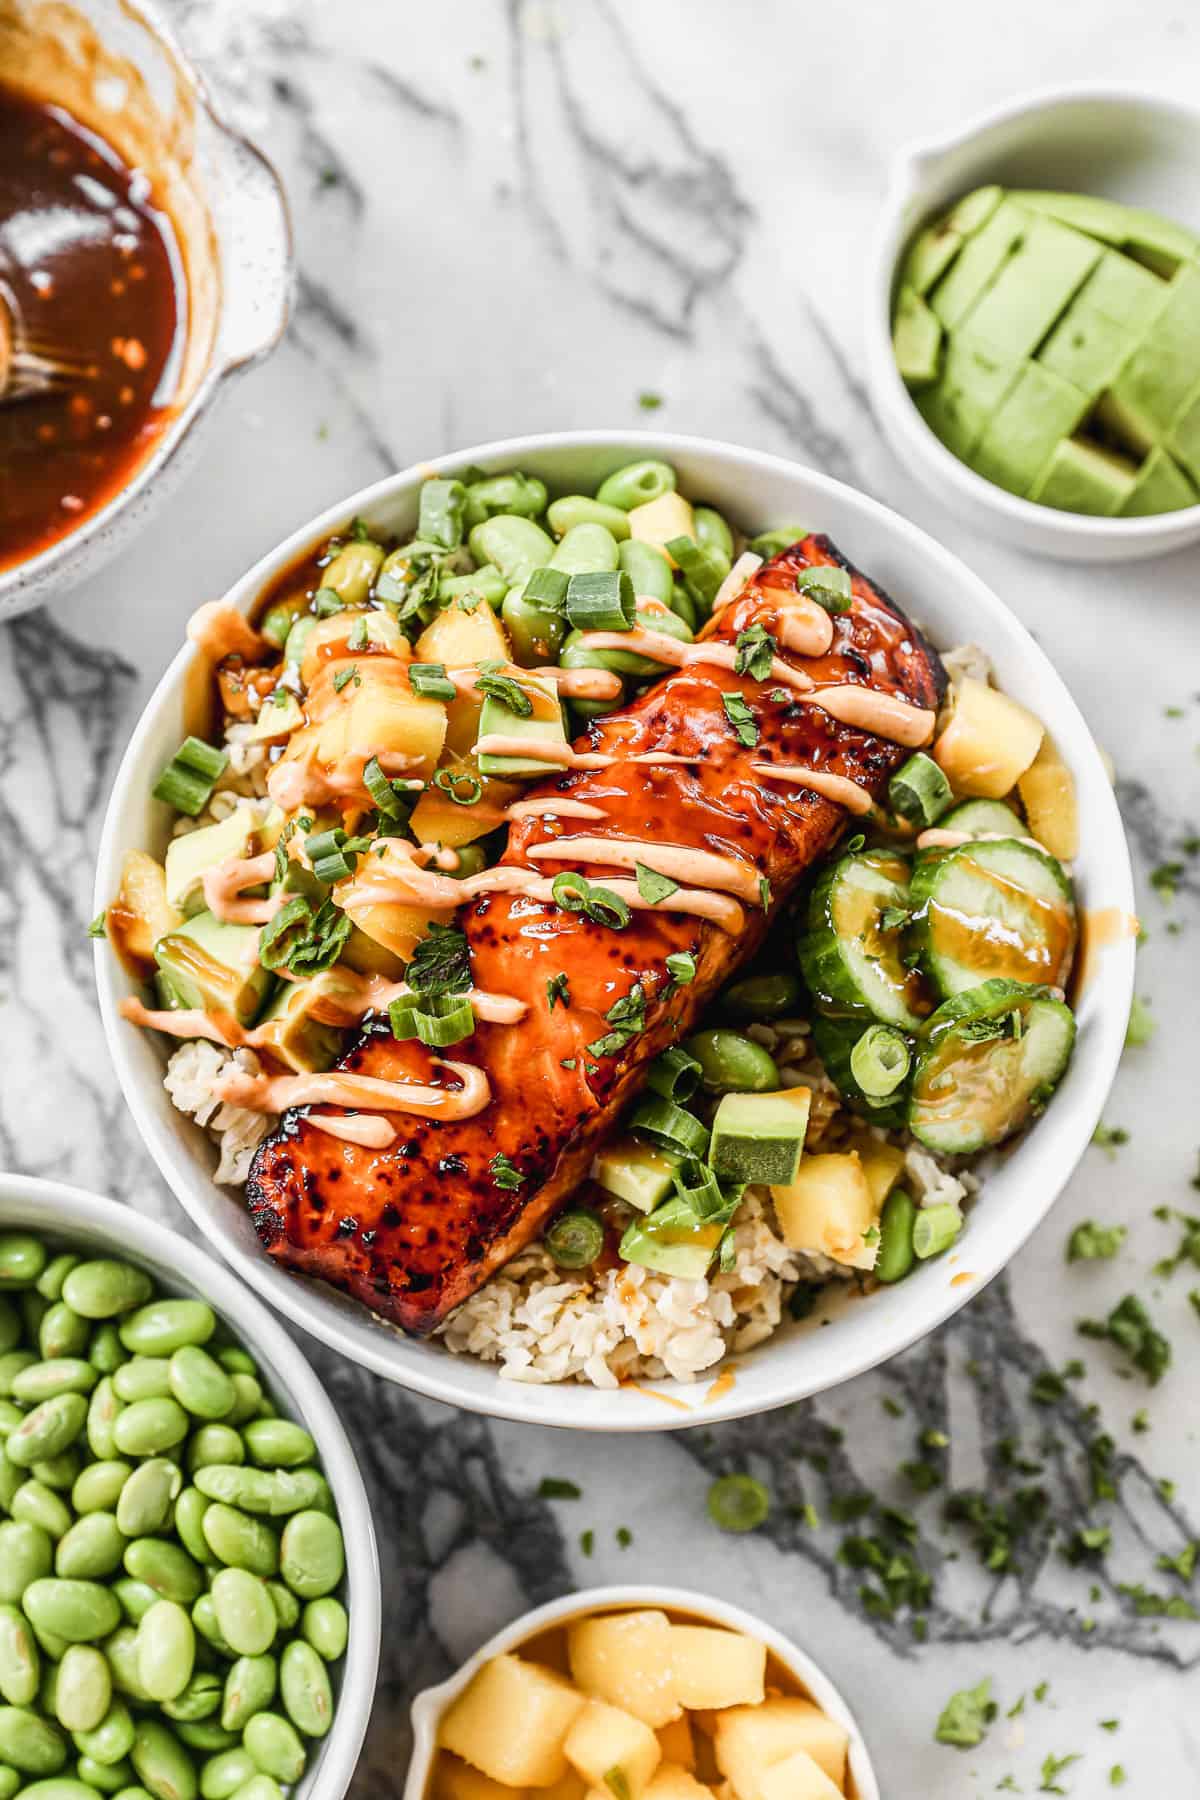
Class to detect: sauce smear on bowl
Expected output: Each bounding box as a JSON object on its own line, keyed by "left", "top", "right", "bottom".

{"left": 0, "top": 80, "right": 185, "bottom": 570}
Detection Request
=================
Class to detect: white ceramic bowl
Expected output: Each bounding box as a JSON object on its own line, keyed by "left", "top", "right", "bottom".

{"left": 0, "top": 1173, "right": 380, "bottom": 1800}
{"left": 865, "top": 83, "right": 1200, "bottom": 562}
{"left": 94, "top": 430, "right": 1136, "bottom": 1432}
{"left": 0, "top": 0, "right": 292, "bottom": 620}
{"left": 404, "top": 1585, "right": 879, "bottom": 1800}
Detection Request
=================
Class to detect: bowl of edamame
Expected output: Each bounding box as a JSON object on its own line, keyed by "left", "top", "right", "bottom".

{"left": 0, "top": 1174, "right": 379, "bottom": 1800}
{"left": 94, "top": 431, "right": 1134, "bottom": 1433}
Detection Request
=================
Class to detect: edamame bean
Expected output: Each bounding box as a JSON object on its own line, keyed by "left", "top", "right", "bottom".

{"left": 113, "top": 1361, "right": 171, "bottom": 1405}
{"left": 547, "top": 523, "right": 620, "bottom": 577}
{"left": 36, "top": 1257, "right": 80, "bottom": 1304}
{"left": 56, "top": 1515, "right": 127, "bottom": 1581}
{"left": 278, "top": 1642, "right": 330, "bottom": 1740}
{"left": 0, "top": 1706, "right": 66, "bottom": 1773}
{"left": 466, "top": 516, "right": 554, "bottom": 587}
{"left": 558, "top": 603, "right": 692, "bottom": 681}
{"left": 112, "top": 1400, "right": 188, "bottom": 1460}
{"left": 77, "top": 1762, "right": 133, "bottom": 1794}
{"left": 0, "top": 1765, "right": 16, "bottom": 1800}
{"left": 172, "top": 1493, "right": 210, "bottom": 1568}
{"left": 0, "top": 1520, "right": 53, "bottom": 1602}
{"left": 228, "top": 1776, "right": 282, "bottom": 1800}
{"left": 0, "top": 1605, "right": 39, "bottom": 1705}
{"left": 24, "top": 1581, "right": 121, "bottom": 1645}
{"left": 719, "top": 970, "right": 804, "bottom": 1020}
{"left": 320, "top": 541, "right": 384, "bottom": 607}
{"left": 197, "top": 1748, "right": 256, "bottom": 1799}
{"left": 0, "top": 1400, "right": 18, "bottom": 1436}
{"left": 193, "top": 1469, "right": 322, "bottom": 1520}
{"left": 167, "top": 1352, "right": 234, "bottom": 1425}
{"left": 299, "top": 1599, "right": 346, "bottom": 1664}
{"left": 596, "top": 459, "right": 676, "bottom": 510}
{"left": 7, "top": 1395, "right": 88, "bottom": 1468}
{"left": 257, "top": 596, "right": 307, "bottom": 651}
{"left": 221, "top": 1381, "right": 262, "bottom": 1432}
{"left": 185, "top": 1429, "right": 242, "bottom": 1475}
{"left": 40, "top": 1306, "right": 91, "bottom": 1363}
{"left": 189, "top": 1601, "right": 232, "bottom": 1662}
{"left": 112, "top": 1582, "right": 158, "bottom": 1627}
{"left": 693, "top": 505, "right": 734, "bottom": 560}
{"left": 55, "top": 1647, "right": 111, "bottom": 1733}
{"left": 500, "top": 590, "right": 565, "bottom": 667}
{"left": 681, "top": 1029, "right": 780, "bottom": 1094}
{"left": 86, "top": 1382, "right": 121, "bottom": 1462}
{"left": 13, "top": 1361, "right": 98, "bottom": 1405}
{"left": 175, "top": 1728, "right": 237, "bottom": 1757}
{"left": 62, "top": 1265, "right": 153, "bottom": 1323}
{"left": 118, "top": 1304, "right": 214, "bottom": 1360}
{"left": 218, "top": 1660, "right": 275, "bottom": 1735}
{"left": 88, "top": 1329, "right": 127, "bottom": 1378}
{"left": 617, "top": 537, "right": 674, "bottom": 606}
{"left": 33, "top": 1450, "right": 82, "bottom": 1492}
{"left": 241, "top": 1714, "right": 304, "bottom": 1784}
{"left": 278, "top": 1514, "right": 343, "bottom": 1601}
{"left": 0, "top": 1234, "right": 47, "bottom": 1289}
{"left": 748, "top": 525, "right": 809, "bottom": 559}
{"left": 23, "top": 1291, "right": 50, "bottom": 1338}
{"left": 262, "top": 1589, "right": 298, "bottom": 1635}
{"left": 437, "top": 565, "right": 507, "bottom": 609}
{"left": 0, "top": 1301, "right": 18, "bottom": 1356}
{"left": 130, "top": 1718, "right": 197, "bottom": 1800}
{"left": 14, "top": 1482, "right": 73, "bottom": 1540}
{"left": 162, "top": 1674, "right": 221, "bottom": 1727}
{"left": 875, "top": 1188, "right": 917, "bottom": 1285}
{"left": 116, "top": 1463, "right": 181, "bottom": 1539}
{"left": 111, "top": 1784, "right": 156, "bottom": 1800}
{"left": 136, "top": 1604, "right": 194, "bottom": 1705}
{"left": 98, "top": 1629, "right": 148, "bottom": 1704}
{"left": 200, "top": 1508, "right": 277, "bottom": 1579}
{"left": 239, "top": 1424, "right": 313, "bottom": 1472}
{"left": 209, "top": 1574, "right": 274, "bottom": 1659}
{"left": 0, "top": 1351, "right": 37, "bottom": 1397}
{"left": 73, "top": 1698, "right": 134, "bottom": 1767}
{"left": 545, "top": 495, "right": 631, "bottom": 540}
{"left": 122, "top": 1543, "right": 204, "bottom": 1608}
{"left": 462, "top": 471, "right": 548, "bottom": 526}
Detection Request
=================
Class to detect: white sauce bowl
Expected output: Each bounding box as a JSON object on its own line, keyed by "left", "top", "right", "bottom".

{"left": 0, "top": 1173, "right": 380, "bottom": 1800}
{"left": 403, "top": 1585, "right": 880, "bottom": 1800}
{"left": 94, "top": 430, "right": 1135, "bottom": 1432}
{"left": 864, "top": 83, "right": 1200, "bottom": 561}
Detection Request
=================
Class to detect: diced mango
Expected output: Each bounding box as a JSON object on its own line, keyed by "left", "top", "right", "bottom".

{"left": 565, "top": 1699, "right": 662, "bottom": 1798}
{"left": 568, "top": 1610, "right": 680, "bottom": 1729}
{"left": 668, "top": 1629, "right": 766, "bottom": 1713}
{"left": 434, "top": 1754, "right": 529, "bottom": 1800}
{"left": 851, "top": 1137, "right": 906, "bottom": 1209}
{"left": 1017, "top": 731, "right": 1079, "bottom": 860}
{"left": 770, "top": 1152, "right": 879, "bottom": 1271}
{"left": 317, "top": 660, "right": 447, "bottom": 778}
{"left": 932, "top": 676, "right": 1044, "bottom": 799}
{"left": 439, "top": 1654, "right": 584, "bottom": 1788}
{"left": 418, "top": 600, "right": 512, "bottom": 756}
{"left": 656, "top": 1717, "right": 695, "bottom": 1772}
{"left": 338, "top": 924, "right": 408, "bottom": 979}
{"left": 337, "top": 896, "right": 445, "bottom": 967}
{"left": 300, "top": 609, "right": 409, "bottom": 686}
{"left": 409, "top": 760, "right": 518, "bottom": 849}
{"left": 110, "top": 850, "right": 182, "bottom": 968}
{"left": 644, "top": 1769, "right": 712, "bottom": 1800}
{"left": 755, "top": 1749, "right": 842, "bottom": 1800}
{"left": 628, "top": 492, "right": 696, "bottom": 566}
{"left": 713, "top": 1699, "right": 849, "bottom": 1797}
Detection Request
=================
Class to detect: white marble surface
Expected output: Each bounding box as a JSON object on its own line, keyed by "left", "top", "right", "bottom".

{"left": 3, "top": 1, "right": 1200, "bottom": 1793}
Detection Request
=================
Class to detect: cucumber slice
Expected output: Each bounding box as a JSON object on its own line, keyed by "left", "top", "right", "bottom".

{"left": 809, "top": 1014, "right": 908, "bottom": 1131}
{"left": 940, "top": 798, "right": 1027, "bottom": 838}
{"left": 908, "top": 979, "right": 1076, "bottom": 1154}
{"left": 909, "top": 838, "right": 1076, "bottom": 998}
{"left": 797, "top": 850, "right": 930, "bottom": 1031}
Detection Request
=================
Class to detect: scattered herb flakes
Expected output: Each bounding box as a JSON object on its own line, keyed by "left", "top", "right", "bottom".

{"left": 489, "top": 1151, "right": 525, "bottom": 1191}
{"left": 615, "top": 1526, "right": 632, "bottom": 1549}
{"left": 1109, "top": 1768, "right": 1126, "bottom": 1789}
{"left": 1092, "top": 1123, "right": 1130, "bottom": 1157}
{"left": 1067, "top": 1221, "right": 1127, "bottom": 1262}
{"left": 665, "top": 950, "right": 696, "bottom": 986}
{"left": 579, "top": 1529, "right": 594, "bottom": 1556}
{"left": 722, "top": 691, "right": 759, "bottom": 747}
{"left": 87, "top": 910, "right": 107, "bottom": 939}
{"left": 734, "top": 622, "right": 776, "bottom": 681}
{"left": 560, "top": 1056, "right": 577, "bottom": 1071}
{"left": 408, "top": 923, "right": 471, "bottom": 997}
{"left": 1116, "top": 1582, "right": 1198, "bottom": 1619}
{"left": 881, "top": 1395, "right": 905, "bottom": 1418}
{"left": 546, "top": 972, "right": 571, "bottom": 1011}
{"left": 1078, "top": 1294, "right": 1171, "bottom": 1385}
{"left": 901, "top": 1459, "right": 941, "bottom": 1493}
{"left": 587, "top": 983, "right": 647, "bottom": 1059}
{"left": 1124, "top": 994, "right": 1156, "bottom": 1048}
{"left": 922, "top": 1427, "right": 950, "bottom": 1451}
{"left": 347, "top": 614, "right": 369, "bottom": 651}
{"left": 1031, "top": 1368, "right": 1069, "bottom": 1405}
{"left": 758, "top": 875, "right": 772, "bottom": 912}
{"left": 934, "top": 1677, "right": 996, "bottom": 1749}
{"left": 1038, "top": 1751, "right": 1079, "bottom": 1794}
{"left": 1152, "top": 1210, "right": 1200, "bottom": 1277}
{"left": 1149, "top": 860, "right": 1183, "bottom": 902}
{"left": 538, "top": 1477, "right": 581, "bottom": 1500}
{"left": 1190, "top": 1289, "right": 1200, "bottom": 1322}
{"left": 1007, "top": 1694, "right": 1026, "bottom": 1719}
{"left": 1099, "top": 1720, "right": 1120, "bottom": 1734}
{"left": 635, "top": 862, "right": 679, "bottom": 905}
{"left": 331, "top": 664, "right": 361, "bottom": 693}
{"left": 1062, "top": 1525, "right": 1111, "bottom": 1564}
{"left": 1132, "top": 1409, "right": 1151, "bottom": 1434}
{"left": 1155, "top": 1541, "right": 1198, "bottom": 1581}
{"left": 1088, "top": 1434, "right": 1117, "bottom": 1503}
{"left": 1033, "top": 1682, "right": 1050, "bottom": 1704}
{"left": 637, "top": 391, "right": 663, "bottom": 411}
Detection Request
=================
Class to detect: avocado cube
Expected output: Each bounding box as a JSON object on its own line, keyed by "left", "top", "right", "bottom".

{"left": 1027, "top": 436, "right": 1138, "bottom": 516}
{"left": 710, "top": 1088, "right": 813, "bottom": 1187}
{"left": 1119, "top": 445, "right": 1199, "bottom": 516}
{"left": 928, "top": 198, "right": 1032, "bottom": 329}
{"left": 958, "top": 214, "right": 1101, "bottom": 363}
{"left": 892, "top": 286, "right": 942, "bottom": 388}
{"left": 154, "top": 912, "right": 275, "bottom": 1026}
{"left": 476, "top": 673, "right": 568, "bottom": 777}
{"left": 901, "top": 223, "right": 964, "bottom": 298}
{"left": 969, "top": 363, "right": 1092, "bottom": 496}
{"left": 164, "top": 809, "right": 263, "bottom": 917}
{"left": 1018, "top": 191, "right": 1200, "bottom": 278}
{"left": 915, "top": 340, "right": 1023, "bottom": 462}
{"left": 618, "top": 1198, "right": 725, "bottom": 1281}
{"left": 1039, "top": 250, "right": 1168, "bottom": 393}
{"left": 946, "top": 184, "right": 1004, "bottom": 235}
{"left": 592, "top": 1137, "right": 681, "bottom": 1213}
{"left": 1096, "top": 263, "right": 1200, "bottom": 454}
{"left": 253, "top": 974, "right": 345, "bottom": 1073}
{"left": 1167, "top": 374, "right": 1200, "bottom": 487}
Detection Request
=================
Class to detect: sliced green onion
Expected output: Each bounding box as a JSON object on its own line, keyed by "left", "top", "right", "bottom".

{"left": 475, "top": 668, "right": 533, "bottom": 717}
{"left": 388, "top": 991, "right": 475, "bottom": 1047}
{"left": 545, "top": 1209, "right": 605, "bottom": 1269}
{"left": 565, "top": 569, "right": 635, "bottom": 632}
{"left": 635, "top": 863, "right": 679, "bottom": 905}
{"left": 665, "top": 951, "right": 697, "bottom": 986}
{"left": 152, "top": 736, "right": 230, "bottom": 817}
{"left": 409, "top": 662, "right": 457, "bottom": 701}
{"left": 672, "top": 1157, "right": 727, "bottom": 1221}
{"left": 432, "top": 767, "right": 483, "bottom": 806}
{"left": 364, "top": 755, "right": 412, "bottom": 819}
{"left": 305, "top": 827, "right": 371, "bottom": 885}
{"left": 630, "top": 1097, "right": 710, "bottom": 1158}
{"left": 417, "top": 478, "right": 467, "bottom": 551}
{"left": 913, "top": 1202, "right": 963, "bottom": 1261}
{"left": 645, "top": 1046, "right": 702, "bottom": 1103}
{"left": 552, "top": 871, "right": 591, "bottom": 912}
{"left": 707, "top": 1473, "right": 770, "bottom": 1533}
{"left": 525, "top": 567, "right": 570, "bottom": 612}
{"left": 794, "top": 564, "right": 852, "bottom": 613}
{"left": 666, "top": 536, "right": 728, "bottom": 605}
{"left": 313, "top": 586, "right": 346, "bottom": 617}
{"left": 718, "top": 1227, "right": 737, "bottom": 1273}
{"left": 722, "top": 692, "right": 759, "bottom": 748}
{"left": 585, "top": 886, "right": 632, "bottom": 930}
{"left": 888, "top": 751, "right": 954, "bottom": 827}
{"left": 850, "top": 1025, "right": 912, "bottom": 1098}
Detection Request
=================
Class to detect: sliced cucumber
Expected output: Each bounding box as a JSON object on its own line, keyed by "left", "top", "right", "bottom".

{"left": 908, "top": 978, "right": 1076, "bottom": 1155}
{"left": 797, "top": 850, "right": 930, "bottom": 1031}
{"left": 909, "top": 838, "right": 1076, "bottom": 998}
{"left": 809, "top": 1014, "right": 909, "bottom": 1131}
{"left": 940, "top": 798, "right": 1027, "bottom": 838}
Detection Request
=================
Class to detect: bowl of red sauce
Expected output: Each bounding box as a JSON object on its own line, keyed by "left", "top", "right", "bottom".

{"left": 0, "top": 0, "right": 291, "bottom": 619}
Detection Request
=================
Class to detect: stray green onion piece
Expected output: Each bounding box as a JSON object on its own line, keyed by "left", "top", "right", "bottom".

{"left": 475, "top": 667, "right": 534, "bottom": 717}
{"left": 794, "top": 564, "right": 852, "bottom": 613}
{"left": 388, "top": 991, "right": 475, "bottom": 1047}
{"left": 913, "top": 1201, "right": 964, "bottom": 1260}
{"left": 525, "top": 567, "right": 570, "bottom": 612}
{"left": 432, "top": 766, "right": 484, "bottom": 806}
{"left": 313, "top": 586, "right": 346, "bottom": 617}
{"left": 888, "top": 751, "right": 954, "bottom": 827}
{"left": 645, "top": 1046, "right": 703, "bottom": 1104}
{"left": 152, "top": 736, "right": 230, "bottom": 817}
{"left": 629, "top": 1096, "right": 710, "bottom": 1159}
{"left": 364, "top": 755, "right": 412, "bottom": 819}
{"left": 672, "top": 1157, "right": 728, "bottom": 1221}
{"left": 666, "top": 536, "right": 728, "bottom": 605}
{"left": 565, "top": 569, "right": 635, "bottom": 632}
{"left": 545, "top": 1208, "right": 606, "bottom": 1269}
{"left": 707, "top": 1474, "right": 770, "bottom": 1534}
{"left": 850, "top": 1024, "right": 912, "bottom": 1098}
{"left": 409, "top": 662, "right": 457, "bottom": 701}
{"left": 417, "top": 478, "right": 467, "bottom": 551}
{"left": 87, "top": 910, "right": 107, "bottom": 939}
{"left": 549, "top": 870, "right": 631, "bottom": 929}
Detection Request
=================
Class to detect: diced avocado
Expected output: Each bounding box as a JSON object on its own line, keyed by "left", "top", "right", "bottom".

{"left": 476, "top": 673, "right": 568, "bottom": 777}
{"left": 901, "top": 223, "right": 964, "bottom": 298}
{"left": 164, "top": 810, "right": 262, "bottom": 917}
{"left": 1120, "top": 444, "right": 1200, "bottom": 516}
{"left": 946, "top": 184, "right": 1003, "bottom": 235}
{"left": 1026, "top": 436, "right": 1139, "bottom": 515}
{"left": 1018, "top": 191, "right": 1200, "bottom": 278}
{"left": 710, "top": 1088, "right": 812, "bottom": 1187}
{"left": 969, "top": 363, "right": 1091, "bottom": 496}
{"left": 915, "top": 340, "right": 1022, "bottom": 461}
{"left": 892, "top": 286, "right": 942, "bottom": 387}
{"left": 154, "top": 912, "right": 275, "bottom": 1026}
{"left": 252, "top": 975, "right": 345, "bottom": 1073}
{"left": 957, "top": 214, "right": 1101, "bottom": 363}
{"left": 592, "top": 1137, "right": 681, "bottom": 1213}
{"left": 249, "top": 691, "right": 304, "bottom": 743}
{"left": 928, "top": 198, "right": 1032, "bottom": 329}
{"left": 1167, "top": 374, "right": 1200, "bottom": 487}
{"left": 618, "top": 1198, "right": 726, "bottom": 1280}
{"left": 1096, "top": 263, "right": 1200, "bottom": 453}
{"left": 1038, "top": 250, "right": 1168, "bottom": 393}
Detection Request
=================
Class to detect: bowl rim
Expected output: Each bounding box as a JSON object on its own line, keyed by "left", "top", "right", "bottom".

{"left": 0, "top": 1170, "right": 380, "bottom": 1800}
{"left": 402, "top": 1583, "right": 880, "bottom": 1800}
{"left": 864, "top": 78, "right": 1200, "bottom": 546}
{"left": 94, "top": 427, "right": 1136, "bottom": 1432}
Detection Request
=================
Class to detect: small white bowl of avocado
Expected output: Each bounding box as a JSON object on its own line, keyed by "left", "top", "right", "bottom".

{"left": 867, "top": 83, "right": 1200, "bottom": 560}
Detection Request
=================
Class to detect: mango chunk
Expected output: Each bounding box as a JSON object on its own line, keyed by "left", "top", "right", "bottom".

{"left": 568, "top": 1610, "right": 681, "bottom": 1728}
{"left": 644, "top": 1769, "right": 713, "bottom": 1800}
{"left": 628, "top": 492, "right": 696, "bottom": 566}
{"left": 713, "top": 1699, "right": 848, "bottom": 1797}
{"left": 933, "top": 676, "right": 1044, "bottom": 799}
{"left": 434, "top": 1755, "right": 529, "bottom": 1800}
{"left": 656, "top": 1717, "right": 695, "bottom": 1772}
{"left": 668, "top": 1628, "right": 765, "bottom": 1713}
{"left": 1017, "top": 732, "right": 1079, "bottom": 861}
{"left": 565, "top": 1698, "right": 662, "bottom": 1798}
{"left": 771, "top": 1152, "right": 879, "bottom": 1272}
{"left": 755, "top": 1749, "right": 842, "bottom": 1800}
{"left": 439, "top": 1654, "right": 584, "bottom": 1788}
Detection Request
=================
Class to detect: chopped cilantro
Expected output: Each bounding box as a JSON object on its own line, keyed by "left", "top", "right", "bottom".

{"left": 1078, "top": 1294, "right": 1170, "bottom": 1385}
{"left": 1067, "top": 1221, "right": 1127, "bottom": 1262}
{"left": 1038, "top": 1751, "right": 1079, "bottom": 1793}
{"left": 407, "top": 924, "right": 471, "bottom": 997}
{"left": 1132, "top": 1409, "right": 1150, "bottom": 1433}
{"left": 579, "top": 1528, "right": 594, "bottom": 1555}
{"left": 1100, "top": 1720, "right": 1120, "bottom": 1733}
{"left": 1109, "top": 1768, "right": 1126, "bottom": 1789}
{"left": 1033, "top": 1682, "right": 1050, "bottom": 1703}
{"left": 1092, "top": 1123, "right": 1129, "bottom": 1157}
{"left": 587, "top": 983, "right": 647, "bottom": 1059}
{"left": 489, "top": 1152, "right": 525, "bottom": 1191}
{"left": 331, "top": 664, "right": 360, "bottom": 693}
{"left": 1150, "top": 861, "right": 1183, "bottom": 901}
{"left": 1116, "top": 1582, "right": 1197, "bottom": 1618}
{"left": 734, "top": 622, "right": 776, "bottom": 681}
{"left": 560, "top": 1057, "right": 577, "bottom": 1071}
{"left": 637, "top": 391, "right": 663, "bottom": 411}
{"left": 934, "top": 1677, "right": 995, "bottom": 1749}
{"left": 635, "top": 862, "right": 679, "bottom": 905}
{"left": 87, "top": 910, "right": 107, "bottom": 939}
{"left": 722, "top": 691, "right": 759, "bottom": 747}
{"left": 615, "top": 1526, "right": 632, "bottom": 1548}
{"left": 546, "top": 973, "right": 571, "bottom": 1011}
{"left": 1155, "top": 1541, "right": 1198, "bottom": 1581}
{"left": 665, "top": 951, "right": 696, "bottom": 986}
{"left": 1124, "top": 994, "right": 1156, "bottom": 1047}
{"left": 538, "top": 1477, "right": 581, "bottom": 1500}
{"left": 1062, "top": 1525, "right": 1110, "bottom": 1564}
{"left": 347, "top": 614, "right": 369, "bottom": 651}
{"left": 758, "top": 875, "right": 772, "bottom": 912}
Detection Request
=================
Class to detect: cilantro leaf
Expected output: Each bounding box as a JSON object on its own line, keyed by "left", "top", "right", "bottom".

{"left": 489, "top": 1151, "right": 525, "bottom": 1190}
{"left": 722, "top": 692, "right": 759, "bottom": 747}
{"left": 1067, "top": 1221, "right": 1127, "bottom": 1262}
{"left": 734, "top": 623, "right": 776, "bottom": 681}
{"left": 635, "top": 863, "right": 679, "bottom": 905}
{"left": 934, "top": 1678, "right": 996, "bottom": 1749}
{"left": 407, "top": 924, "right": 471, "bottom": 997}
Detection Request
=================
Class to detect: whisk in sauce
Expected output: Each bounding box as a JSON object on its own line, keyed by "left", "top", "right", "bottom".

{"left": 0, "top": 81, "right": 185, "bottom": 571}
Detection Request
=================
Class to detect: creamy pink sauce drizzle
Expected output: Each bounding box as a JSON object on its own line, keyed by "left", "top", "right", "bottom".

{"left": 749, "top": 762, "right": 876, "bottom": 816}
{"left": 916, "top": 827, "right": 1048, "bottom": 853}
{"left": 524, "top": 834, "right": 761, "bottom": 902}
{"left": 503, "top": 796, "right": 608, "bottom": 822}
{"left": 578, "top": 627, "right": 816, "bottom": 694}
{"left": 711, "top": 552, "right": 764, "bottom": 616}
{"left": 187, "top": 601, "right": 266, "bottom": 664}
{"left": 443, "top": 663, "right": 619, "bottom": 704}
{"left": 806, "top": 684, "right": 935, "bottom": 747}
{"left": 776, "top": 598, "right": 835, "bottom": 657}
{"left": 267, "top": 751, "right": 422, "bottom": 812}
{"left": 212, "top": 1059, "right": 491, "bottom": 1121}
{"left": 202, "top": 851, "right": 281, "bottom": 925}
{"left": 307, "top": 1111, "right": 397, "bottom": 1149}
{"left": 473, "top": 736, "right": 611, "bottom": 770}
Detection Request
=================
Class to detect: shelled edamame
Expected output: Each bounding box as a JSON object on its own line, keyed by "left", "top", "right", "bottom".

{"left": 0, "top": 1237, "right": 347, "bottom": 1800}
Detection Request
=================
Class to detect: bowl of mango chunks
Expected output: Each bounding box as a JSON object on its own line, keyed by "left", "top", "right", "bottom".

{"left": 405, "top": 1586, "right": 879, "bottom": 1800}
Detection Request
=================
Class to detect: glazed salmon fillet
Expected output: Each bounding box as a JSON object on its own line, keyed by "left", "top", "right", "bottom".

{"left": 246, "top": 536, "right": 945, "bottom": 1333}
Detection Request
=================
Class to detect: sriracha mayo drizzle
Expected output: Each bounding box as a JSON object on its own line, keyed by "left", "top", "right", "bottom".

{"left": 776, "top": 598, "right": 834, "bottom": 657}
{"left": 525, "top": 835, "right": 762, "bottom": 903}
{"left": 750, "top": 762, "right": 876, "bottom": 817}
{"left": 187, "top": 601, "right": 267, "bottom": 664}
{"left": 503, "top": 796, "right": 608, "bottom": 823}
{"left": 202, "top": 851, "right": 280, "bottom": 925}
{"left": 307, "top": 1111, "right": 397, "bottom": 1149}
{"left": 213, "top": 1059, "right": 492, "bottom": 1122}
{"left": 578, "top": 627, "right": 816, "bottom": 694}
